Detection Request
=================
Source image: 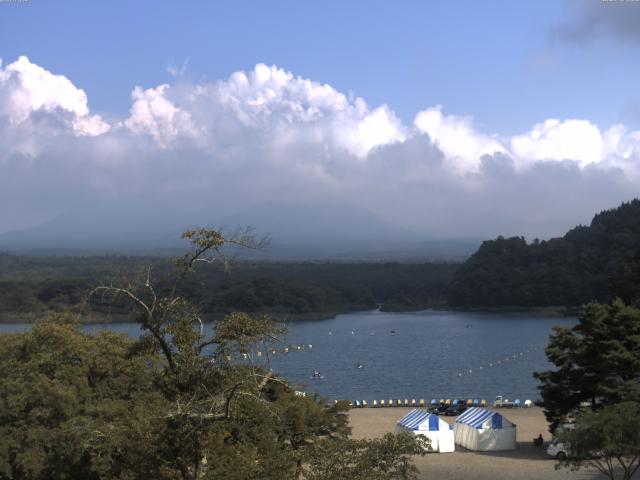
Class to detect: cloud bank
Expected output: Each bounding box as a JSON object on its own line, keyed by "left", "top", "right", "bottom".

{"left": 1, "top": 55, "right": 639, "bottom": 240}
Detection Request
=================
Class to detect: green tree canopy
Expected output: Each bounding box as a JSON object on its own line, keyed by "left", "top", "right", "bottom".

{"left": 0, "top": 314, "right": 167, "bottom": 479}
{"left": 556, "top": 402, "right": 640, "bottom": 480}
{"left": 448, "top": 199, "right": 640, "bottom": 307}
{"left": 535, "top": 299, "right": 640, "bottom": 432}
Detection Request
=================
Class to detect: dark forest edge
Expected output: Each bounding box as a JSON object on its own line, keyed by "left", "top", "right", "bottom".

{"left": 0, "top": 255, "right": 456, "bottom": 323}
{"left": 447, "top": 199, "right": 640, "bottom": 309}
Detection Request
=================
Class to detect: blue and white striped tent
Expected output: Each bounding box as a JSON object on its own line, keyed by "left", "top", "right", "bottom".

{"left": 456, "top": 407, "right": 507, "bottom": 429}
{"left": 395, "top": 409, "right": 455, "bottom": 453}
{"left": 454, "top": 407, "right": 516, "bottom": 451}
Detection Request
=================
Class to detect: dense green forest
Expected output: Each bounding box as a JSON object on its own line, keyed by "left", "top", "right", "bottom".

{"left": 0, "top": 254, "right": 457, "bottom": 322}
{"left": 447, "top": 199, "right": 640, "bottom": 308}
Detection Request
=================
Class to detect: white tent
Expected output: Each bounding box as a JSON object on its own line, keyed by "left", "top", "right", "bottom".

{"left": 395, "top": 409, "right": 455, "bottom": 453}
{"left": 454, "top": 407, "right": 516, "bottom": 451}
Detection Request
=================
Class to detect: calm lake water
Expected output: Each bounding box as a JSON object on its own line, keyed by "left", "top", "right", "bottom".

{"left": 0, "top": 309, "right": 575, "bottom": 403}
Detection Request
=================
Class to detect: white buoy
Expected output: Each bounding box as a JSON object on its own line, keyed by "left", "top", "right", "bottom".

{"left": 308, "top": 344, "right": 313, "bottom": 349}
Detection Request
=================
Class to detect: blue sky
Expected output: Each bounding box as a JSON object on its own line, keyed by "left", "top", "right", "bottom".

{"left": 0, "top": 0, "right": 639, "bottom": 242}
{"left": 2, "top": 0, "right": 638, "bottom": 134}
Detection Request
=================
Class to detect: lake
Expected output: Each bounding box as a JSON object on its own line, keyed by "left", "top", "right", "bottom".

{"left": 0, "top": 309, "right": 575, "bottom": 403}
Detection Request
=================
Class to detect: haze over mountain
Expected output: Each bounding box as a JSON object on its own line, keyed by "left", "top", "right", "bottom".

{"left": 0, "top": 201, "right": 481, "bottom": 260}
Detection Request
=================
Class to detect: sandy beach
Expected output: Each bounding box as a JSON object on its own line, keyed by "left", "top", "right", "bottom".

{"left": 348, "top": 407, "right": 613, "bottom": 480}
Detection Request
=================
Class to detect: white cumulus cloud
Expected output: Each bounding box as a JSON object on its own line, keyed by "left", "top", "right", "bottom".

{"left": 124, "top": 84, "right": 200, "bottom": 148}
{"left": 1, "top": 56, "right": 640, "bottom": 240}
{"left": 0, "top": 56, "right": 109, "bottom": 161}
{"left": 0, "top": 56, "right": 109, "bottom": 137}
{"left": 414, "top": 105, "right": 506, "bottom": 172}
{"left": 122, "top": 63, "right": 406, "bottom": 158}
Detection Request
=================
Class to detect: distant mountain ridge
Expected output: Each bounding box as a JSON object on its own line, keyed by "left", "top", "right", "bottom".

{"left": 446, "top": 199, "right": 640, "bottom": 307}
{"left": 0, "top": 201, "right": 480, "bottom": 261}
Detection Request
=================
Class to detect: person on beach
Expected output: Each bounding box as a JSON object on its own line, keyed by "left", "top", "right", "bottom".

{"left": 534, "top": 433, "right": 543, "bottom": 446}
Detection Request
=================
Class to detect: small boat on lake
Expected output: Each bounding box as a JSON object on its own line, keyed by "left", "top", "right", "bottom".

{"left": 311, "top": 369, "right": 324, "bottom": 379}
{"left": 356, "top": 362, "right": 364, "bottom": 369}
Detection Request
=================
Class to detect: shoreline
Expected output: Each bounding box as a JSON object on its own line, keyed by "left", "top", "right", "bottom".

{"left": 0, "top": 304, "right": 579, "bottom": 324}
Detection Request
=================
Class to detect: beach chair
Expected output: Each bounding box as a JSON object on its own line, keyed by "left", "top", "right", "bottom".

{"left": 439, "top": 398, "right": 445, "bottom": 405}
{"left": 451, "top": 399, "right": 458, "bottom": 406}
{"left": 524, "top": 399, "right": 532, "bottom": 408}
{"left": 445, "top": 399, "right": 452, "bottom": 406}
{"left": 419, "top": 399, "right": 425, "bottom": 407}
{"left": 514, "top": 399, "right": 521, "bottom": 408}
{"left": 362, "top": 400, "right": 367, "bottom": 408}
{"left": 411, "top": 399, "right": 417, "bottom": 406}
{"left": 430, "top": 398, "right": 437, "bottom": 406}
{"left": 473, "top": 399, "right": 479, "bottom": 407}
{"left": 380, "top": 400, "right": 385, "bottom": 407}
{"left": 372, "top": 400, "right": 378, "bottom": 408}
{"left": 388, "top": 399, "right": 393, "bottom": 407}
{"left": 466, "top": 399, "right": 473, "bottom": 407}
{"left": 480, "top": 399, "right": 487, "bottom": 407}
{"left": 355, "top": 400, "right": 361, "bottom": 408}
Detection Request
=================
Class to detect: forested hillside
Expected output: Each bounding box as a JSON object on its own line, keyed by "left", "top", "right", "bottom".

{"left": 447, "top": 199, "right": 640, "bottom": 307}
{"left": 0, "top": 255, "right": 457, "bottom": 321}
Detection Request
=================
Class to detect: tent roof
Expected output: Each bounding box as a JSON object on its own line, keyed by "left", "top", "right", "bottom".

{"left": 455, "top": 407, "right": 513, "bottom": 429}
{"left": 397, "top": 409, "right": 449, "bottom": 431}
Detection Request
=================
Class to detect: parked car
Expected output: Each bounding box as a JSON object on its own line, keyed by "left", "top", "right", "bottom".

{"left": 547, "top": 424, "right": 580, "bottom": 459}
{"left": 444, "top": 402, "right": 467, "bottom": 416}
{"left": 493, "top": 395, "right": 515, "bottom": 408}
{"left": 428, "top": 402, "right": 448, "bottom": 415}
{"left": 547, "top": 438, "right": 570, "bottom": 459}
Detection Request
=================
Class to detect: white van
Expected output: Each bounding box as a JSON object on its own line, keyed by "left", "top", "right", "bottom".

{"left": 547, "top": 438, "right": 570, "bottom": 459}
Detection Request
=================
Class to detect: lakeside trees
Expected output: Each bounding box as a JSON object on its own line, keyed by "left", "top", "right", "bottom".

{"left": 447, "top": 199, "right": 640, "bottom": 308}
{"left": 0, "top": 315, "right": 166, "bottom": 479}
{"left": 535, "top": 299, "right": 640, "bottom": 432}
{"left": 0, "top": 253, "right": 456, "bottom": 321}
{"left": 0, "top": 228, "right": 425, "bottom": 480}
{"left": 536, "top": 300, "right": 640, "bottom": 479}
{"left": 556, "top": 402, "right": 640, "bottom": 480}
